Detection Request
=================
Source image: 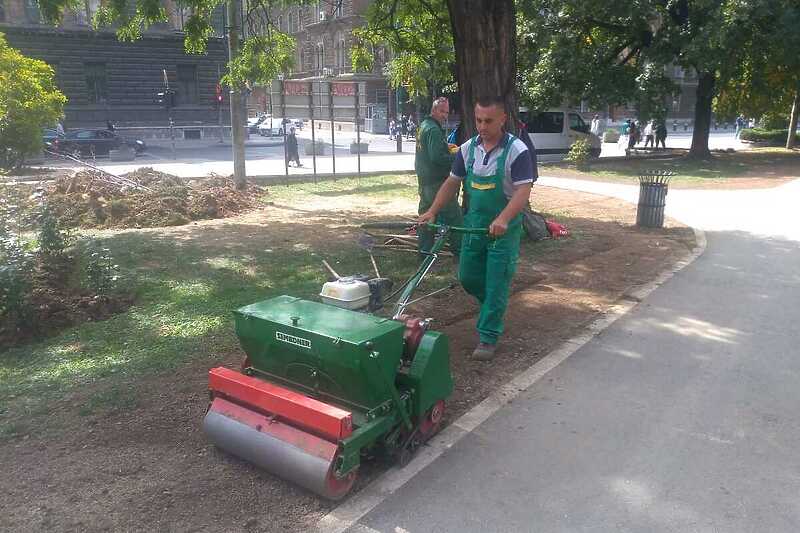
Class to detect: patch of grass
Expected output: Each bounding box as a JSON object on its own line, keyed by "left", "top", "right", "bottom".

{"left": 77, "top": 385, "right": 139, "bottom": 417}
{"left": 267, "top": 173, "right": 419, "bottom": 203}
{"left": 542, "top": 148, "right": 800, "bottom": 184}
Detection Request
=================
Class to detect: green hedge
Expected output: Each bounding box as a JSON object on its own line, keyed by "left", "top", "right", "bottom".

{"left": 740, "top": 128, "right": 800, "bottom": 145}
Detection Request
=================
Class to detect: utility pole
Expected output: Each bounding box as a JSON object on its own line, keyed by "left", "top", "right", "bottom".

{"left": 160, "top": 69, "right": 176, "bottom": 159}
{"left": 216, "top": 64, "right": 223, "bottom": 144}
{"left": 226, "top": 0, "right": 247, "bottom": 189}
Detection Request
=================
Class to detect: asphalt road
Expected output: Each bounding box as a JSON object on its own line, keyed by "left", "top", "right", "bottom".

{"left": 343, "top": 180, "right": 800, "bottom": 532}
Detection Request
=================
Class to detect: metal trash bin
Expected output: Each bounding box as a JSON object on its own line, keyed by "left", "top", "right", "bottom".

{"left": 636, "top": 170, "right": 674, "bottom": 228}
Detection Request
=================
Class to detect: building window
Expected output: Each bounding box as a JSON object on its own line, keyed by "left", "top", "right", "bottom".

{"left": 75, "top": 0, "right": 99, "bottom": 26}
{"left": 316, "top": 42, "right": 324, "bottom": 72}
{"left": 314, "top": 2, "right": 322, "bottom": 22}
{"left": 333, "top": 1, "right": 342, "bottom": 18}
{"left": 176, "top": 65, "right": 198, "bottom": 105}
{"left": 175, "top": 5, "right": 192, "bottom": 30}
{"left": 85, "top": 63, "right": 108, "bottom": 104}
{"left": 24, "top": 0, "right": 41, "bottom": 23}
{"left": 335, "top": 34, "right": 346, "bottom": 69}
{"left": 288, "top": 9, "right": 297, "bottom": 33}
{"left": 277, "top": 15, "right": 283, "bottom": 32}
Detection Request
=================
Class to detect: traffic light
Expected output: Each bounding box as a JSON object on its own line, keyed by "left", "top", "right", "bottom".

{"left": 215, "top": 83, "right": 223, "bottom": 105}
{"left": 156, "top": 89, "right": 176, "bottom": 109}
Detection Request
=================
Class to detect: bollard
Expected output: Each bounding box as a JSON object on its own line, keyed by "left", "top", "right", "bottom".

{"left": 396, "top": 135, "right": 403, "bottom": 153}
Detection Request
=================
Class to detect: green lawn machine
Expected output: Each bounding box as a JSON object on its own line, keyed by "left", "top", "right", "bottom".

{"left": 203, "top": 223, "right": 484, "bottom": 499}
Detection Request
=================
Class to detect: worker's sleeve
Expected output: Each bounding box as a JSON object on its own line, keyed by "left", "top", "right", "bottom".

{"left": 449, "top": 149, "right": 467, "bottom": 181}
{"left": 425, "top": 127, "right": 455, "bottom": 177}
{"left": 510, "top": 145, "right": 537, "bottom": 185}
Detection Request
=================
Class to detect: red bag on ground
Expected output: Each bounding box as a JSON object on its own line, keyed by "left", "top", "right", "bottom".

{"left": 546, "top": 220, "right": 570, "bottom": 239}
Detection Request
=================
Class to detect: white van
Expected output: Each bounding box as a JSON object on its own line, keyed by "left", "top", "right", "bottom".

{"left": 520, "top": 109, "right": 602, "bottom": 162}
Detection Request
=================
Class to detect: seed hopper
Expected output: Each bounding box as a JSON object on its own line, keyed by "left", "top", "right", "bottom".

{"left": 203, "top": 223, "right": 484, "bottom": 499}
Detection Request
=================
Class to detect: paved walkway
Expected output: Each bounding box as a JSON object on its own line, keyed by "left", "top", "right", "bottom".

{"left": 337, "top": 177, "right": 800, "bottom": 532}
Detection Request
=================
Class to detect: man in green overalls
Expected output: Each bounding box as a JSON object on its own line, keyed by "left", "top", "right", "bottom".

{"left": 419, "top": 97, "right": 537, "bottom": 361}
{"left": 415, "top": 97, "right": 463, "bottom": 255}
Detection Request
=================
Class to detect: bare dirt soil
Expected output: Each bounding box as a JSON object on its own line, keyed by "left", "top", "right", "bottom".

{"left": 0, "top": 185, "right": 695, "bottom": 532}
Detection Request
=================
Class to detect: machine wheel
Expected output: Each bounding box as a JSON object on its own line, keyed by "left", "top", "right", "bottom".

{"left": 324, "top": 462, "right": 358, "bottom": 500}
{"left": 397, "top": 445, "right": 414, "bottom": 467}
{"left": 418, "top": 400, "right": 445, "bottom": 442}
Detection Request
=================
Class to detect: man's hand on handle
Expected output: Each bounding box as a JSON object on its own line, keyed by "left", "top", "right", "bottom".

{"left": 488, "top": 217, "right": 508, "bottom": 237}
{"left": 418, "top": 210, "right": 436, "bottom": 226}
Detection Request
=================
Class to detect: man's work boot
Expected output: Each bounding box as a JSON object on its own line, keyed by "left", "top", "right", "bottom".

{"left": 471, "top": 342, "right": 496, "bottom": 361}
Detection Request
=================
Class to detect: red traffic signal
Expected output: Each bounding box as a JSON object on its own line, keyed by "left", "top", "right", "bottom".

{"left": 215, "top": 83, "right": 223, "bottom": 103}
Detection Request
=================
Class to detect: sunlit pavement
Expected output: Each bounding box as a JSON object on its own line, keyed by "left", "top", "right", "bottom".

{"left": 38, "top": 130, "right": 746, "bottom": 179}
{"left": 339, "top": 178, "right": 800, "bottom": 532}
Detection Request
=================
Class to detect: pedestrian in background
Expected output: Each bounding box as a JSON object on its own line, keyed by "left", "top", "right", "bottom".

{"left": 389, "top": 118, "right": 396, "bottom": 140}
{"left": 626, "top": 120, "right": 638, "bottom": 155}
{"left": 735, "top": 115, "right": 746, "bottom": 139}
{"left": 643, "top": 120, "right": 655, "bottom": 148}
{"left": 287, "top": 127, "right": 302, "bottom": 167}
{"left": 407, "top": 117, "right": 416, "bottom": 139}
{"left": 656, "top": 120, "right": 668, "bottom": 150}
{"left": 590, "top": 114, "right": 601, "bottom": 136}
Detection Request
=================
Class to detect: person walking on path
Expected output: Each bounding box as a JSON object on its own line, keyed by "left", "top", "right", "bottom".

{"left": 415, "top": 97, "right": 462, "bottom": 255}
{"left": 643, "top": 120, "right": 655, "bottom": 148}
{"left": 735, "top": 115, "right": 746, "bottom": 139}
{"left": 407, "top": 117, "right": 416, "bottom": 139}
{"left": 286, "top": 127, "right": 302, "bottom": 167}
{"left": 419, "top": 96, "right": 536, "bottom": 361}
{"left": 626, "top": 120, "right": 638, "bottom": 155}
{"left": 655, "top": 119, "right": 668, "bottom": 149}
{"left": 590, "top": 114, "right": 601, "bottom": 137}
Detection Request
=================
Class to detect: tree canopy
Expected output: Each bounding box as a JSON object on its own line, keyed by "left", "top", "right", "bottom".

{"left": 0, "top": 33, "right": 66, "bottom": 170}
{"left": 351, "top": 0, "right": 454, "bottom": 99}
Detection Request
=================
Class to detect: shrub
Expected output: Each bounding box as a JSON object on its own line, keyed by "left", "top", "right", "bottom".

{"left": 33, "top": 189, "right": 72, "bottom": 257}
{"left": 84, "top": 244, "right": 120, "bottom": 295}
{"left": 0, "top": 188, "right": 34, "bottom": 323}
{"left": 0, "top": 33, "right": 66, "bottom": 170}
{"left": 739, "top": 128, "right": 799, "bottom": 145}
{"left": 564, "top": 137, "right": 591, "bottom": 169}
{"left": 602, "top": 129, "right": 620, "bottom": 143}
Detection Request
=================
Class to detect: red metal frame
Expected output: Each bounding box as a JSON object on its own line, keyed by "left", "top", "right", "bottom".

{"left": 209, "top": 397, "right": 338, "bottom": 461}
{"left": 208, "top": 367, "right": 353, "bottom": 442}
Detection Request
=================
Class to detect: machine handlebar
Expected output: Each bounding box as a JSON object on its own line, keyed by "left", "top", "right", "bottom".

{"left": 360, "top": 221, "right": 488, "bottom": 235}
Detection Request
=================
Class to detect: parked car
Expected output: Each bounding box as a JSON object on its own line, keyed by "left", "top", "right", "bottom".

{"left": 258, "top": 118, "right": 287, "bottom": 137}
{"left": 54, "top": 129, "right": 147, "bottom": 157}
{"left": 247, "top": 114, "right": 270, "bottom": 133}
{"left": 42, "top": 128, "right": 64, "bottom": 151}
{"left": 519, "top": 109, "right": 602, "bottom": 162}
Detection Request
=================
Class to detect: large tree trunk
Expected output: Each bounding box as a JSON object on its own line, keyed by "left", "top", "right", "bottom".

{"left": 446, "top": 0, "right": 518, "bottom": 142}
{"left": 787, "top": 85, "right": 799, "bottom": 150}
{"left": 689, "top": 71, "right": 715, "bottom": 159}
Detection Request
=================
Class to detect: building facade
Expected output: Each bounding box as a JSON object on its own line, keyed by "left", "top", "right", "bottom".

{"left": 251, "top": 0, "right": 392, "bottom": 121}
{"left": 0, "top": 0, "right": 229, "bottom": 127}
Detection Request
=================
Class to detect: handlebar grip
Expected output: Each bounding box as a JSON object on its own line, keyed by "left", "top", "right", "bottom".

{"left": 361, "top": 222, "right": 415, "bottom": 230}
{"left": 427, "top": 223, "right": 488, "bottom": 235}
{"left": 360, "top": 221, "right": 488, "bottom": 235}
